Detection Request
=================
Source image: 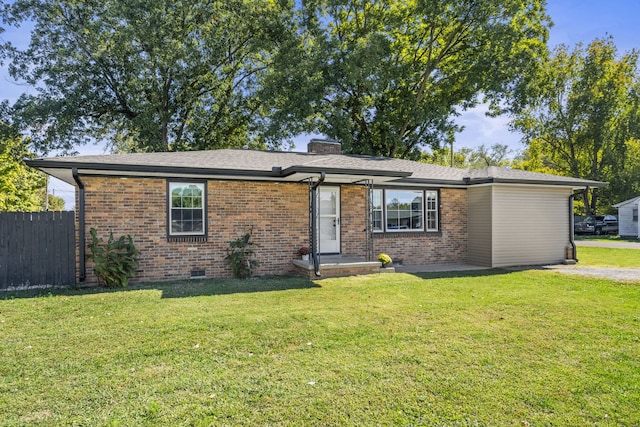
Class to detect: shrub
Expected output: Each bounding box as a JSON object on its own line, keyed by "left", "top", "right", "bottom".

{"left": 88, "top": 228, "right": 140, "bottom": 287}
{"left": 225, "top": 228, "right": 259, "bottom": 278}
{"left": 377, "top": 253, "right": 392, "bottom": 267}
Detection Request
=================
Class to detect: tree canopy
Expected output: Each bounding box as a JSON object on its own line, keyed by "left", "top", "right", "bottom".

{"left": 1, "top": 0, "right": 550, "bottom": 157}
{"left": 1, "top": 0, "right": 296, "bottom": 154}
{"left": 510, "top": 37, "right": 640, "bottom": 213}
{"left": 265, "top": 0, "right": 550, "bottom": 158}
{"left": 0, "top": 116, "right": 53, "bottom": 211}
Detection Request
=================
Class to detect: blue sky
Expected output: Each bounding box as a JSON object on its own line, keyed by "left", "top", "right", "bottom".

{"left": 455, "top": 0, "right": 640, "bottom": 153}
{"left": 1, "top": 1, "right": 639, "bottom": 206}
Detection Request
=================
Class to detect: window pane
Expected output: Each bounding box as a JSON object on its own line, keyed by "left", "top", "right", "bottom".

{"left": 169, "top": 182, "right": 206, "bottom": 236}
{"left": 385, "top": 190, "right": 423, "bottom": 231}
{"left": 319, "top": 191, "right": 336, "bottom": 215}
{"left": 372, "top": 189, "right": 383, "bottom": 231}
{"left": 425, "top": 191, "right": 438, "bottom": 231}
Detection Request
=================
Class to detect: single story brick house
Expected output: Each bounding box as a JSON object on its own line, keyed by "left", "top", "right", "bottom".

{"left": 613, "top": 196, "right": 640, "bottom": 238}
{"left": 27, "top": 140, "right": 604, "bottom": 284}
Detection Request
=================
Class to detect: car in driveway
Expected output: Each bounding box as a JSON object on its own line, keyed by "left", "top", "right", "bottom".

{"left": 574, "top": 215, "right": 618, "bottom": 235}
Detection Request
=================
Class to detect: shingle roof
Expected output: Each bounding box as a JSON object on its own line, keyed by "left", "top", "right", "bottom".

{"left": 613, "top": 196, "right": 640, "bottom": 208}
{"left": 27, "top": 148, "right": 605, "bottom": 188}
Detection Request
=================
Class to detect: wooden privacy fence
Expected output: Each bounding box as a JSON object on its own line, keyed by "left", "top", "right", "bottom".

{"left": 0, "top": 211, "right": 76, "bottom": 289}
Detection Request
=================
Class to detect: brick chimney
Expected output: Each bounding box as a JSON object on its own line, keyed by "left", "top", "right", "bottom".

{"left": 307, "top": 139, "right": 342, "bottom": 154}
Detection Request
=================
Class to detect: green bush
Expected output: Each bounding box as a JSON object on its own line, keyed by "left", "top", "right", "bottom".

{"left": 88, "top": 228, "right": 140, "bottom": 287}
{"left": 225, "top": 229, "right": 259, "bottom": 278}
{"left": 377, "top": 253, "right": 392, "bottom": 267}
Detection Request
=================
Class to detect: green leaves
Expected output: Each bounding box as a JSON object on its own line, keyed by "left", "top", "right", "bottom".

{"left": 511, "top": 37, "right": 640, "bottom": 213}
{"left": 3, "top": 0, "right": 551, "bottom": 159}
{"left": 0, "top": 119, "right": 47, "bottom": 212}
{"left": 88, "top": 228, "right": 141, "bottom": 287}
{"left": 225, "top": 228, "right": 259, "bottom": 279}
{"left": 2, "top": 0, "right": 296, "bottom": 154}
{"left": 270, "top": 0, "right": 550, "bottom": 158}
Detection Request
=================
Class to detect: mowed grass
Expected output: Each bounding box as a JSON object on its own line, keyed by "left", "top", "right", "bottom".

{"left": 1, "top": 270, "right": 639, "bottom": 426}
{"left": 577, "top": 246, "right": 640, "bottom": 268}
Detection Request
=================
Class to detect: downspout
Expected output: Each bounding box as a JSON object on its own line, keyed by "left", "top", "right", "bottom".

{"left": 569, "top": 188, "right": 588, "bottom": 262}
{"left": 310, "top": 172, "right": 326, "bottom": 277}
{"left": 72, "top": 168, "right": 86, "bottom": 282}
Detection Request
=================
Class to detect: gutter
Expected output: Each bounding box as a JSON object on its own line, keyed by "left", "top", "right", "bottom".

{"left": 310, "top": 172, "right": 326, "bottom": 277}
{"left": 72, "top": 168, "right": 86, "bottom": 282}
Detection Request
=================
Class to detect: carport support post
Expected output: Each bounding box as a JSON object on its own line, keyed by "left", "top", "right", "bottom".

{"left": 310, "top": 172, "right": 325, "bottom": 277}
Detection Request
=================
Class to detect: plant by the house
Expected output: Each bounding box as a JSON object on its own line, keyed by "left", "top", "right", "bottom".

{"left": 297, "top": 246, "right": 310, "bottom": 260}
{"left": 225, "top": 228, "right": 259, "bottom": 278}
{"left": 87, "top": 228, "right": 140, "bottom": 287}
{"left": 377, "top": 253, "right": 392, "bottom": 267}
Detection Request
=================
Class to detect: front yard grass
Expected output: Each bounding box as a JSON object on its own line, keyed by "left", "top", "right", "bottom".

{"left": 577, "top": 246, "right": 640, "bottom": 268}
{"left": 1, "top": 270, "right": 639, "bottom": 426}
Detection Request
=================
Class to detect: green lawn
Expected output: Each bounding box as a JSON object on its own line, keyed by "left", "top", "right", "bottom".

{"left": 1, "top": 270, "right": 639, "bottom": 426}
{"left": 577, "top": 246, "right": 640, "bottom": 268}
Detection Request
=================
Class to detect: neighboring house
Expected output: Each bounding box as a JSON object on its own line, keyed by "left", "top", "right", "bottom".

{"left": 26, "top": 140, "right": 604, "bottom": 284}
{"left": 613, "top": 196, "right": 640, "bottom": 238}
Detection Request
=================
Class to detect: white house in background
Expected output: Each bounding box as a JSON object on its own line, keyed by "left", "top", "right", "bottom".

{"left": 613, "top": 196, "right": 640, "bottom": 238}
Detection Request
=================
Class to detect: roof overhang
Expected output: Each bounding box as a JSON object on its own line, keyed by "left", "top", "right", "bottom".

{"left": 26, "top": 159, "right": 412, "bottom": 186}
{"left": 463, "top": 177, "right": 607, "bottom": 190}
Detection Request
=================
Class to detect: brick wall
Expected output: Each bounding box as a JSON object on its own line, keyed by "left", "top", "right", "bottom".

{"left": 372, "top": 188, "right": 468, "bottom": 265}
{"left": 340, "top": 185, "right": 367, "bottom": 256}
{"left": 79, "top": 177, "right": 467, "bottom": 284}
{"left": 81, "top": 177, "right": 309, "bottom": 284}
{"left": 307, "top": 140, "right": 342, "bottom": 154}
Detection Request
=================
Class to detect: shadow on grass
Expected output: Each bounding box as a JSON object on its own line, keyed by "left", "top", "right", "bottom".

{"left": 156, "top": 277, "right": 321, "bottom": 298}
{"left": 0, "top": 276, "right": 320, "bottom": 300}
{"left": 407, "top": 268, "right": 513, "bottom": 280}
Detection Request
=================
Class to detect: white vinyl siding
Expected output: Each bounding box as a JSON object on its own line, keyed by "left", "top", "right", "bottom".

{"left": 467, "top": 186, "right": 492, "bottom": 266}
{"left": 616, "top": 199, "right": 640, "bottom": 238}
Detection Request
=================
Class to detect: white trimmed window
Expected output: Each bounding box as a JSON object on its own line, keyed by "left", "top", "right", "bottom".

{"left": 372, "top": 189, "right": 384, "bottom": 232}
{"left": 372, "top": 189, "right": 439, "bottom": 232}
{"left": 633, "top": 208, "right": 638, "bottom": 222}
{"left": 168, "top": 181, "right": 206, "bottom": 237}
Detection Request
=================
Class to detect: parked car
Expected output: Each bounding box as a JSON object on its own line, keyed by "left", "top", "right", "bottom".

{"left": 574, "top": 215, "right": 618, "bottom": 235}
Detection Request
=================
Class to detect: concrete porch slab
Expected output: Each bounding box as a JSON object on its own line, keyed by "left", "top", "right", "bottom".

{"left": 293, "top": 257, "right": 489, "bottom": 278}
{"left": 293, "top": 256, "right": 382, "bottom": 278}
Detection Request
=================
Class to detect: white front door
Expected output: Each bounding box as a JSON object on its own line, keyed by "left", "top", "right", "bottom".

{"left": 318, "top": 187, "right": 340, "bottom": 254}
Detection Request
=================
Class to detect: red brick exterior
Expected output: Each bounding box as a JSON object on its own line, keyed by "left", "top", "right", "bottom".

{"left": 78, "top": 177, "right": 467, "bottom": 284}
{"left": 372, "top": 189, "right": 468, "bottom": 265}
{"left": 339, "top": 187, "right": 468, "bottom": 265}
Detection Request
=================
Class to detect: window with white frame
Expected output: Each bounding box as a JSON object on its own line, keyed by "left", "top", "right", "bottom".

{"left": 372, "top": 189, "right": 384, "bottom": 232}
{"left": 633, "top": 208, "right": 638, "bottom": 222}
{"left": 372, "top": 188, "right": 439, "bottom": 232}
{"left": 168, "top": 181, "right": 206, "bottom": 237}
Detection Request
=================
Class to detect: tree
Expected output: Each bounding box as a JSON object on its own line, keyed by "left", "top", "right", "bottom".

{"left": 0, "top": 119, "right": 46, "bottom": 211}
{"left": 468, "top": 144, "right": 513, "bottom": 168}
{"left": 510, "top": 38, "right": 640, "bottom": 214}
{"left": 1, "top": 0, "right": 296, "bottom": 154}
{"left": 423, "top": 143, "right": 514, "bottom": 169}
{"left": 422, "top": 146, "right": 474, "bottom": 169}
{"left": 266, "top": 0, "right": 549, "bottom": 159}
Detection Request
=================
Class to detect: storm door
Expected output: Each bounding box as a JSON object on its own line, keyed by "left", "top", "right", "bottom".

{"left": 318, "top": 187, "right": 340, "bottom": 254}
